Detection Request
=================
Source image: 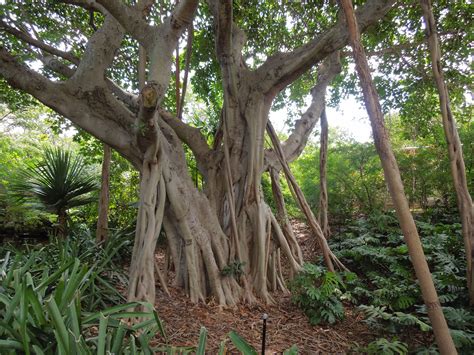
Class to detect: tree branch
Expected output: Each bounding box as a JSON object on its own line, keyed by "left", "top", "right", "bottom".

{"left": 0, "top": 47, "right": 140, "bottom": 165}
{"left": 280, "top": 52, "right": 341, "bottom": 163}
{"left": 171, "top": 0, "right": 199, "bottom": 32}
{"left": 265, "top": 52, "right": 341, "bottom": 169}
{"left": 40, "top": 55, "right": 76, "bottom": 78}
{"left": 160, "top": 108, "right": 211, "bottom": 164}
{"left": 255, "top": 0, "right": 397, "bottom": 96}
{"left": 0, "top": 20, "right": 80, "bottom": 65}
{"left": 95, "top": 0, "right": 154, "bottom": 47}
{"left": 38, "top": 52, "right": 139, "bottom": 111}
{"left": 59, "top": 0, "right": 107, "bottom": 13}
{"left": 71, "top": 14, "right": 124, "bottom": 88}
{"left": 146, "top": 0, "right": 198, "bottom": 101}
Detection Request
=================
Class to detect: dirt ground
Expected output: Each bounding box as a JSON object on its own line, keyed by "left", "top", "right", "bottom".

{"left": 151, "top": 220, "right": 432, "bottom": 353}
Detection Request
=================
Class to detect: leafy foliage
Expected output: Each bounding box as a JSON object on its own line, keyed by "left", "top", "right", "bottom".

{"left": 0, "top": 231, "right": 166, "bottom": 354}
{"left": 354, "top": 338, "right": 409, "bottom": 355}
{"left": 10, "top": 148, "right": 98, "bottom": 222}
{"left": 289, "top": 263, "right": 355, "bottom": 325}
{"left": 221, "top": 260, "right": 246, "bottom": 278}
{"left": 326, "top": 213, "right": 474, "bottom": 353}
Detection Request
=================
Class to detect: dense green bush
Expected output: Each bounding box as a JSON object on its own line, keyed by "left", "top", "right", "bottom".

{"left": 289, "top": 263, "right": 356, "bottom": 325}
{"left": 0, "top": 231, "right": 164, "bottom": 354}
{"left": 326, "top": 213, "right": 474, "bottom": 353}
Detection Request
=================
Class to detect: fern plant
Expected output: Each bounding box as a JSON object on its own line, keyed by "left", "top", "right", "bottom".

{"left": 326, "top": 213, "right": 474, "bottom": 353}
{"left": 289, "top": 263, "right": 354, "bottom": 325}
{"left": 354, "top": 338, "right": 409, "bottom": 355}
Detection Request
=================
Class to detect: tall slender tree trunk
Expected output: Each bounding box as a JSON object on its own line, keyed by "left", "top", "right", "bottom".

{"left": 318, "top": 107, "right": 330, "bottom": 238}
{"left": 178, "top": 23, "right": 193, "bottom": 120}
{"left": 420, "top": 0, "right": 474, "bottom": 305}
{"left": 340, "top": 0, "right": 456, "bottom": 353}
{"left": 96, "top": 143, "right": 111, "bottom": 244}
{"left": 175, "top": 44, "right": 180, "bottom": 116}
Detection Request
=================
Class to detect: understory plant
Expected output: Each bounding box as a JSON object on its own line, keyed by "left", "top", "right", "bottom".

{"left": 10, "top": 148, "right": 98, "bottom": 237}
{"left": 353, "top": 338, "right": 409, "bottom": 355}
{"left": 0, "top": 250, "right": 165, "bottom": 354}
{"left": 329, "top": 213, "right": 474, "bottom": 353}
{"left": 289, "top": 263, "right": 356, "bottom": 325}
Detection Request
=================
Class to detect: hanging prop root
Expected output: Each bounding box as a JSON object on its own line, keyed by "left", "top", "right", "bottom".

{"left": 266, "top": 120, "right": 347, "bottom": 272}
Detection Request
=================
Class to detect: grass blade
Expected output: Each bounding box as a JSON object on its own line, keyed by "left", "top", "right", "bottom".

{"left": 196, "top": 326, "right": 207, "bottom": 355}
{"left": 46, "top": 296, "right": 70, "bottom": 351}
{"left": 228, "top": 330, "right": 258, "bottom": 355}
{"left": 97, "top": 313, "right": 108, "bottom": 355}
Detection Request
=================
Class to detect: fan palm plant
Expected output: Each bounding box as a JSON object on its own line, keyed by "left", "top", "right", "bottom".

{"left": 11, "top": 148, "right": 98, "bottom": 237}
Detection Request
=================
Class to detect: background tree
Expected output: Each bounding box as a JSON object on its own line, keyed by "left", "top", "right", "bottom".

{"left": 10, "top": 148, "right": 98, "bottom": 237}
{"left": 96, "top": 143, "right": 111, "bottom": 243}
{"left": 318, "top": 107, "right": 330, "bottom": 237}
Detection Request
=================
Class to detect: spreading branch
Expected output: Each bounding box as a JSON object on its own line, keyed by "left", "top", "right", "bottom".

{"left": 0, "top": 20, "right": 80, "bottom": 65}
{"left": 160, "top": 109, "right": 211, "bottom": 165}
{"left": 72, "top": 15, "right": 124, "bottom": 87}
{"left": 280, "top": 52, "right": 341, "bottom": 163}
{"left": 0, "top": 47, "right": 140, "bottom": 164}
{"left": 38, "top": 52, "right": 138, "bottom": 111}
{"left": 59, "top": 0, "right": 107, "bottom": 13}
{"left": 95, "top": 0, "right": 154, "bottom": 47}
{"left": 255, "top": 0, "right": 396, "bottom": 96}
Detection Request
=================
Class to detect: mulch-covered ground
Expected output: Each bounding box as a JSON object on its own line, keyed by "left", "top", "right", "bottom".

{"left": 153, "top": 287, "right": 372, "bottom": 353}
{"left": 151, "top": 220, "right": 432, "bottom": 353}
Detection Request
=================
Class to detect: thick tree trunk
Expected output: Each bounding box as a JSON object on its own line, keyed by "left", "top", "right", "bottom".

{"left": 209, "top": 97, "right": 304, "bottom": 303}
{"left": 318, "top": 107, "right": 330, "bottom": 238}
{"left": 127, "top": 83, "right": 164, "bottom": 304}
{"left": 0, "top": 0, "right": 397, "bottom": 309}
{"left": 420, "top": 0, "right": 474, "bottom": 305}
{"left": 96, "top": 144, "right": 111, "bottom": 244}
{"left": 340, "top": 0, "right": 456, "bottom": 352}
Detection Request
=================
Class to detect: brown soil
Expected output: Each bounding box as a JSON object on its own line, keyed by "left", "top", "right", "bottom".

{"left": 151, "top": 220, "right": 433, "bottom": 353}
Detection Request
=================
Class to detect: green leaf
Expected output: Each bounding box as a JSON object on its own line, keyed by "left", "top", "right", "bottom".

{"left": 196, "top": 326, "right": 207, "bottom": 355}
{"left": 82, "top": 301, "right": 143, "bottom": 323}
{"left": 227, "top": 331, "right": 258, "bottom": 355}
{"left": 97, "top": 313, "right": 108, "bottom": 355}
{"left": 45, "top": 296, "right": 70, "bottom": 351}
{"left": 35, "top": 258, "right": 75, "bottom": 291}
{"left": 110, "top": 323, "right": 127, "bottom": 354}
{"left": 0, "top": 339, "right": 24, "bottom": 351}
{"left": 283, "top": 344, "right": 299, "bottom": 355}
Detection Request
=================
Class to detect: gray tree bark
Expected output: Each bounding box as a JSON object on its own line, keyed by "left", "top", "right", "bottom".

{"left": 96, "top": 144, "right": 111, "bottom": 244}
{"left": 340, "top": 0, "right": 456, "bottom": 352}
{"left": 420, "top": 0, "right": 474, "bottom": 306}
{"left": 0, "top": 0, "right": 396, "bottom": 306}
{"left": 318, "top": 107, "right": 330, "bottom": 238}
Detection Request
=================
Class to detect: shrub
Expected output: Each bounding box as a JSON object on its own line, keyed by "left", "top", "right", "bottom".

{"left": 289, "top": 263, "right": 355, "bottom": 325}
